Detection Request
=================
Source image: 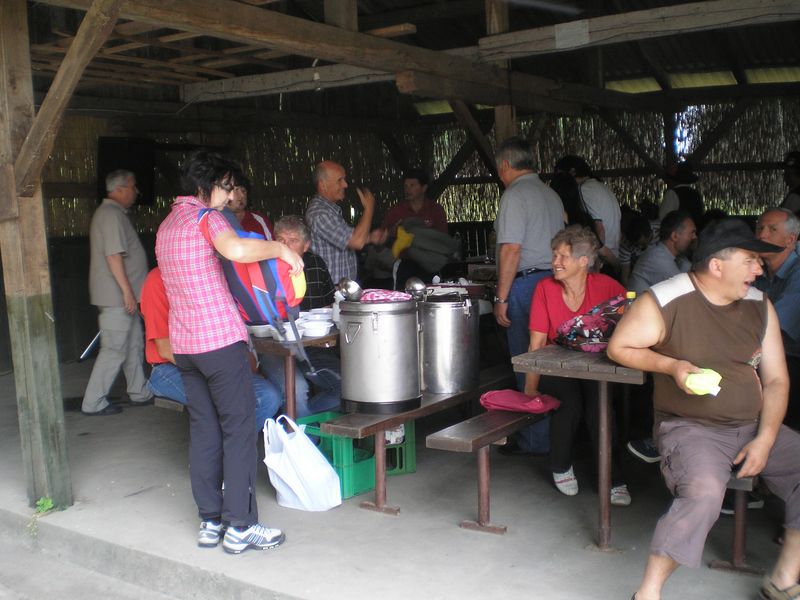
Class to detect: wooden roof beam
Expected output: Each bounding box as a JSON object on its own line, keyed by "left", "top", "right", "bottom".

{"left": 479, "top": 0, "right": 800, "bottom": 61}
{"left": 40, "top": 0, "right": 640, "bottom": 112}
{"left": 15, "top": 0, "right": 121, "bottom": 196}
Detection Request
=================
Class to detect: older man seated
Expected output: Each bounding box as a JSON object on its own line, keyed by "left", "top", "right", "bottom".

{"left": 257, "top": 215, "right": 342, "bottom": 418}
{"left": 609, "top": 218, "right": 800, "bottom": 600}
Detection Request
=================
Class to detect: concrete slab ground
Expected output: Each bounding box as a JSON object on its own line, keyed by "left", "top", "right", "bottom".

{"left": 0, "top": 360, "right": 786, "bottom": 599}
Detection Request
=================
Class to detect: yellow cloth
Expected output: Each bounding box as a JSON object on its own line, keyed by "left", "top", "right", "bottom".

{"left": 391, "top": 225, "right": 415, "bottom": 258}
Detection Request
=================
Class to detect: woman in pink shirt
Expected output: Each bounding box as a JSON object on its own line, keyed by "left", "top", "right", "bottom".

{"left": 156, "top": 150, "right": 302, "bottom": 555}
{"left": 525, "top": 225, "right": 631, "bottom": 506}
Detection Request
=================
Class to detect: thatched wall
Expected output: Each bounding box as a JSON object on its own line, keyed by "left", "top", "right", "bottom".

{"left": 41, "top": 97, "right": 799, "bottom": 238}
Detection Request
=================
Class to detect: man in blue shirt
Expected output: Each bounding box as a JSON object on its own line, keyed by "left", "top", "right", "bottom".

{"left": 756, "top": 207, "right": 800, "bottom": 429}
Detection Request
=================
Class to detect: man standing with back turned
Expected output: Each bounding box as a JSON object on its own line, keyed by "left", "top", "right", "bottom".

{"left": 609, "top": 218, "right": 800, "bottom": 600}
{"left": 493, "top": 137, "right": 564, "bottom": 391}
{"left": 82, "top": 169, "right": 153, "bottom": 415}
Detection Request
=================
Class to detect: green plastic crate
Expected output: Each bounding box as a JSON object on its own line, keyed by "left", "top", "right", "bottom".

{"left": 297, "top": 411, "right": 416, "bottom": 499}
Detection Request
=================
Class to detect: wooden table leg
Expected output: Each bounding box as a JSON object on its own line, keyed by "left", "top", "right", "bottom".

{"left": 460, "top": 446, "right": 506, "bottom": 534}
{"left": 360, "top": 430, "right": 400, "bottom": 515}
{"left": 284, "top": 354, "right": 296, "bottom": 421}
{"left": 597, "top": 381, "right": 611, "bottom": 550}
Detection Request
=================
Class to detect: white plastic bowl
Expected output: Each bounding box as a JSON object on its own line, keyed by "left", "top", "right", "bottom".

{"left": 249, "top": 324, "right": 273, "bottom": 338}
{"left": 310, "top": 307, "right": 333, "bottom": 316}
{"left": 272, "top": 324, "right": 304, "bottom": 341}
{"left": 302, "top": 313, "right": 333, "bottom": 322}
{"left": 301, "top": 320, "right": 334, "bottom": 338}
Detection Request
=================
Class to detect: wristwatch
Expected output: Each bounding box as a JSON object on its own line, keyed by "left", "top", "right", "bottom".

{"left": 494, "top": 296, "right": 508, "bottom": 304}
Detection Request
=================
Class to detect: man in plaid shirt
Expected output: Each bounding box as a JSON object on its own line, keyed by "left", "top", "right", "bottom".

{"left": 305, "top": 160, "right": 386, "bottom": 283}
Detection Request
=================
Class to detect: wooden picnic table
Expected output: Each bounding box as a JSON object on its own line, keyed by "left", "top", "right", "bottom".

{"left": 252, "top": 330, "right": 338, "bottom": 420}
{"left": 320, "top": 364, "right": 516, "bottom": 515}
{"left": 511, "top": 345, "right": 645, "bottom": 550}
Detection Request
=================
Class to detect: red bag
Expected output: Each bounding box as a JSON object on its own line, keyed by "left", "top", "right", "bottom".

{"left": 554, "top": 293, "right": 629, "bottom": 353}
{"left": 479, "top": 389, "right": 560, "bottom": 414}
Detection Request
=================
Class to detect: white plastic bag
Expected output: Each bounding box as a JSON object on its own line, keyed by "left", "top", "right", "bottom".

{"left": 263, "top": 415, "right": 342, "bottom": 511}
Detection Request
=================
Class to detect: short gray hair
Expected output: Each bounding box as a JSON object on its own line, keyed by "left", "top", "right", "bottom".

{"left": 106, "top": 169, "right": 134, "bottom": 194}
{"left": 762, "top": 207, "right": 800, "bottom": 238}
{"left": 550, "top": 225, "right": 599, "bottom": 266}
{"left": 275, "top": 214, "right": 310, "bottom": 243}
{"left": 495, "top": 136, "right": 536, "bottom": 171}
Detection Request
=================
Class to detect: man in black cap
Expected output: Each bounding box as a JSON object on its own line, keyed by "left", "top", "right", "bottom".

{"left": 609, "top": 218, "right": 800, "bottom": 600}
{"left": 780, "top": 151, "right": 800, "bottom": 215}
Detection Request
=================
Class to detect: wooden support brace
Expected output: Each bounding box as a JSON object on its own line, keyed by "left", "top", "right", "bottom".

{"left": 15, "top": 0, "right": 122, "bottom": 196}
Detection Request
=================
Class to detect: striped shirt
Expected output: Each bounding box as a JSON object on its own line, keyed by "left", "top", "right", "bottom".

{"left": 300, "top": 251, "right": 335, "bottom": 310}
{"left": 155, "top": 196, "right": 248, "bottom": 354}
{"left": 305, "top": 194, "right": 356, "bottom": 283}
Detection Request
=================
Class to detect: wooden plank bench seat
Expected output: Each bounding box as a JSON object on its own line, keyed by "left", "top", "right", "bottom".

{"left": 427, "top": 409, "right": 549, "bottom": 534}
{"left": 154, "top": 396, "right": 185, "bottom": 412}
{"left": 320, "top": 364, "right": 517, "bottom": 515}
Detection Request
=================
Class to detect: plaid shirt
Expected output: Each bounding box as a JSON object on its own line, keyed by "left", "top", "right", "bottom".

{"left": 155, "top": 196, "right": 248, "bottom": 354}
{"left": 300, "top": 251, "right": 335, "bottom": 310}
{"left": 305, "top": 194, "right": 356, "bottom": 283}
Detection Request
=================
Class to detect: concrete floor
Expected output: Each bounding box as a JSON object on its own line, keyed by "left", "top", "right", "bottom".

{"left": 0, "top": 360, "right": 785, "bottom": 599}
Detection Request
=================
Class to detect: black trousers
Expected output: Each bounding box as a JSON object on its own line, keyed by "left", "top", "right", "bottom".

{"left": 539, "top": 375, "right": 624, "bottom": 486}
{"left": 176, "top": 341, "right": 258, "bottom": 527}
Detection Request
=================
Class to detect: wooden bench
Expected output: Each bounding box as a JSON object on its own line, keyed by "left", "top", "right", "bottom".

{"left": 320, "top": 364, "right": 516, "bottom": 515}
{"left": 426, "top": 409, "right": 549, "bottom": 534}
{"left": 154, "top": 396, "right": 186, "bottom": 412}
{"left": 709, "top": 475, "right": 763, "bottom": 575}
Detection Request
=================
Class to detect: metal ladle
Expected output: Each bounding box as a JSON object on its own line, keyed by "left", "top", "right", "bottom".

{"left": 337, "top": 277, "right": 363, "bottom": 302}
{"left": 404, "top": 277, "right": 427, "bottom": 300}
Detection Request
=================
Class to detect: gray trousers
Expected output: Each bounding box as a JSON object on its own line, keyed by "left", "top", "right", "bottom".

{"left": 82, "top": 306, "right": 151, "bottom": 413}
{"left": 652, "top": 419, "right": 800, "bottom": 567}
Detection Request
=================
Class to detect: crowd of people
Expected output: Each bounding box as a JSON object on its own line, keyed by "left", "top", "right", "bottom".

{"left": 81, "top": 142, "right": 800, "bottom": 597}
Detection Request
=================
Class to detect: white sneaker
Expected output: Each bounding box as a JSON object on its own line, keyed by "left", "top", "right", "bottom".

{"left": 553, "top": 467, "right": 579, "bottom": 496}
{"left": 611, "top": 484, "right": 632, "bottom": 506}
{"left": 222, "top": 523, "right": 285, "bottom": 554}
{"left": 197, "top": 520, "right": 225, "bottom": 548}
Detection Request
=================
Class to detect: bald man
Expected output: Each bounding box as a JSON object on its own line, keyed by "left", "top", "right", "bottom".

{"left": 305, "top": 161, "right": 386, "bottom": 283}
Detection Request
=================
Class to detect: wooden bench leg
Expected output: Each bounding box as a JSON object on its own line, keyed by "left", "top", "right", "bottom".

{"left": 460, "top": 446, "right": 507, "bottom": 535}
{"left": 359, "top": 430, "right": 400, "bottom": 515}
{"left": 708, "top": 489, "right": 763, "bottom": 575}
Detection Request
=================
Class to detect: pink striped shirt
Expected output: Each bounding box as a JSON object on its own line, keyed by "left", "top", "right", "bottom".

{"left": 155, "top": 196, "right": 247, "bottom": 354}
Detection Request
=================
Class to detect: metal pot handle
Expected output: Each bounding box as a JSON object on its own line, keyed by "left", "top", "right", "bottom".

{"left": 344, "top": 323, "right": 361, "bottom": 344}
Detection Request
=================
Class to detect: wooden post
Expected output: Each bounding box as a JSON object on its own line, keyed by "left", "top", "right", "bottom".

{"left": 0, "top": 0, "right": 72, "bottom": 508}
{"left": 0, "top": 0, "right": 120, "bottom": 508}
{"left": 486, "top": 0, "right": 517, "bottom": 142}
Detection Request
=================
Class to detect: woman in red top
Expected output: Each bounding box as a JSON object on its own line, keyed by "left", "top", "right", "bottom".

{"left": 228, "top": 172, "right": 274, "bottom": 240}
{"left": 526, "top": 225, "right": 631, "bottom": 506}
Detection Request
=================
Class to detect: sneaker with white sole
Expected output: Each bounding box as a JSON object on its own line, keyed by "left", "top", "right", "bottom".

{"left": 222, "top": 523, "right": 285, "bottom": 554}
{"left": 626, "top": 438, "right": 661, "bottom": 463}
{"left": 553, "top": 467, "right": 579, "bottom": 496}
{"left": 611, "top": 484, "right": 632, "bottom": 506}
{"left": 197, "top": 520, "right": 225, "bottom": 548}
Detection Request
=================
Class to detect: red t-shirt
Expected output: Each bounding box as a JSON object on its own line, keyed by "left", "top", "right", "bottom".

{"left": 240, "top": 210, "right": 274, "bottom": 240}
{"left": 382, "top": 200, "right": 448, "bottom": 234}
{"left": 140, "top": 266, "right": 170, "bottom": 365}
{"left": 529, "top": 273, "right": 625, "bottom": 343}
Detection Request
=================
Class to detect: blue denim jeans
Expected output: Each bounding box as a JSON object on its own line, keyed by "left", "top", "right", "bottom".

{"left": 259, "top": 348, "right": 342, "bottom": 418}
{"left": 507, "top": 270, "right": 552, "bottom": 390}
{"left": 506, "top": 270, "right": 552, "bottom": 454}
{"left": 149, "top": 362, "right": 281, "bottom": 431}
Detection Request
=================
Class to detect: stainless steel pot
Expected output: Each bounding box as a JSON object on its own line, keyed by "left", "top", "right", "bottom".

{"left": 339, "top": 300, "right": 421, "bottom": 414}
{"left": 419, "top": 295, "right": 480, "bottom": 394}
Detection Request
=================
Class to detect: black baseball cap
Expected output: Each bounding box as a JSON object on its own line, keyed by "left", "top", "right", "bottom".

{"left": 694, "top": 217, "right": 783, "bottom": 262}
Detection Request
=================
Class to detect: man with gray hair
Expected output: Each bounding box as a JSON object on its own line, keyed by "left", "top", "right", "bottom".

{"left": 756, "top": 207, "right": 800, "bottom": 429}
{"left": 493, "top": 137, "right": 564, "bottom": 389}
{"left": 82, "top": 169, "right": 152, "bottom": 415}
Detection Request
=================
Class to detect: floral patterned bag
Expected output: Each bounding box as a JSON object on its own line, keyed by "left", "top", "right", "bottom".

{"left": 554, "top": 294, "right": 629, "bottom": 353}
